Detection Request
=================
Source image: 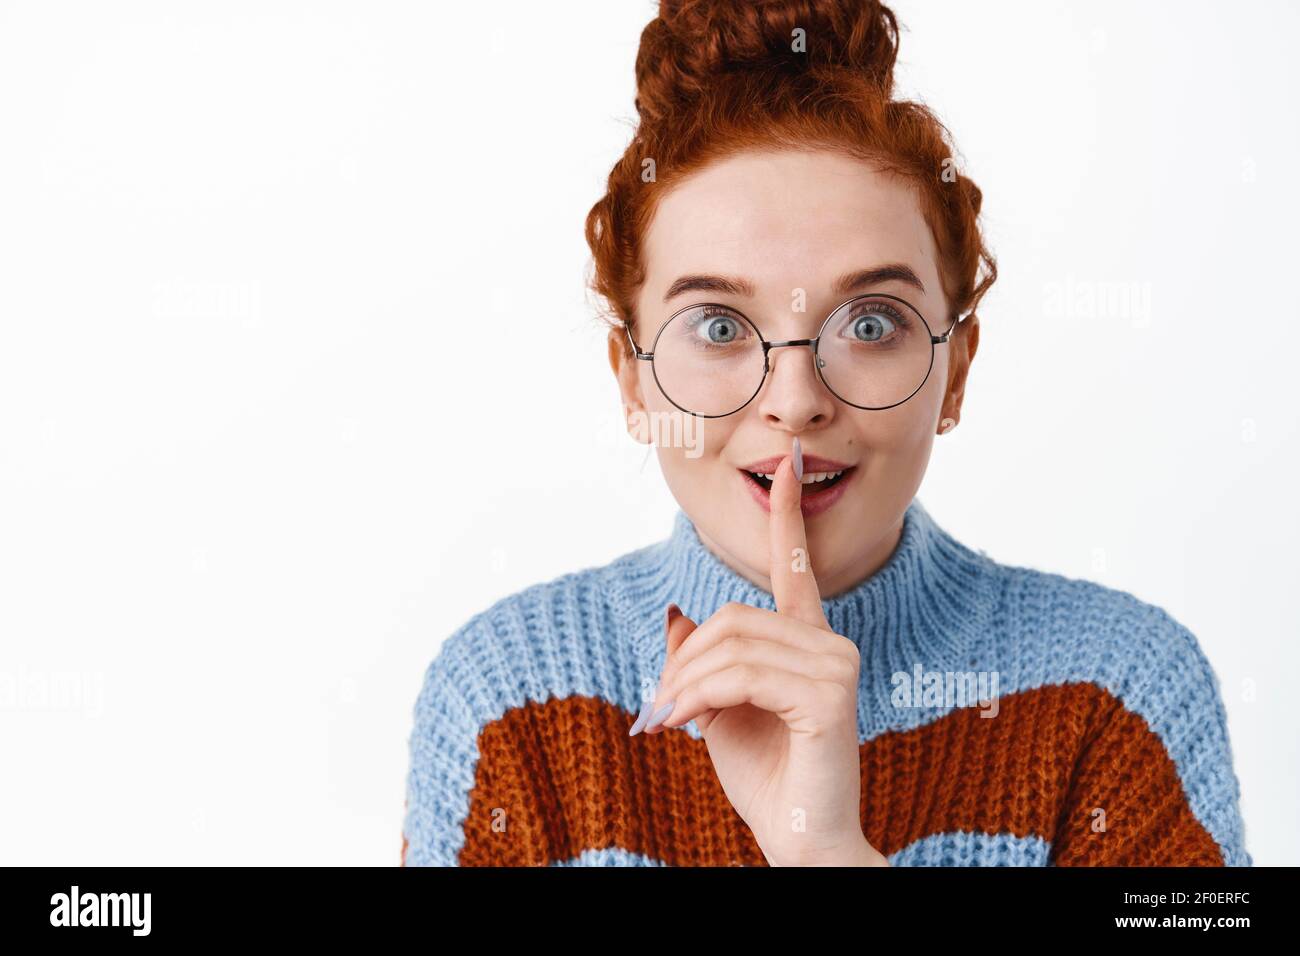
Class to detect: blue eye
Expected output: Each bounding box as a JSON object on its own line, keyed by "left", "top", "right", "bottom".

{"left": 839, "top": 302, "right": 910, "bottom": 345}
{"left": 702, "top": 316, "right": 737, "bottom": 342}
{"left": 850, "top": 312, "right": 895, "bottom": 341}
{"left": 689, "top": 309, "right": 747, "bottom": 346}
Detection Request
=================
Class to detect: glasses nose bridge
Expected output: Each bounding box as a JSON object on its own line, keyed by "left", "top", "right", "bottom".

{"left": 762, "top": 336, "right": 819, "bottom": 370}
{"left": 765, "top": 336, "right": 817, "bottom": 352}
{"left": 759, "top": 335, "right": 821, "bottom": 377}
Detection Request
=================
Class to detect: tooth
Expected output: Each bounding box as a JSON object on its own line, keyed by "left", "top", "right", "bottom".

{"left": 763, "top": 473, "right": 775, "bottom": 481}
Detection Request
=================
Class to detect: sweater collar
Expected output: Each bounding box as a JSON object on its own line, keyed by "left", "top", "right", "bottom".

{"left": 625, "top": 497, "right": 1002, "bottom": 683}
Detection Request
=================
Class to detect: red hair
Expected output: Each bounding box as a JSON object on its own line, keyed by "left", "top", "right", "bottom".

{"left": 585, "top": 0, "right": 997, "bottom": 348}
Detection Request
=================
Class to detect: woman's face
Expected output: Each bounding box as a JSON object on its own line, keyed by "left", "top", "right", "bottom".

{"left": 611, "top": 148, "right": 978, "bottom": 596}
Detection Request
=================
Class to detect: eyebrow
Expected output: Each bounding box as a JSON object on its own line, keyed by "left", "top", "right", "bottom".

{"left": 662, "top": 263, "right": 927, "bottom": 303}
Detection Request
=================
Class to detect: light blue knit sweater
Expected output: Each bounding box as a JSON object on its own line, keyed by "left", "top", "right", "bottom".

{"left": 402, "top": 497, "right": 1251, "bottom": 866}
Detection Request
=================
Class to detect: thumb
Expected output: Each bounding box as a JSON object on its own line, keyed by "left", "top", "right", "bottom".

{"left": 665, "top": 603, "right": 694, "bottom": 657}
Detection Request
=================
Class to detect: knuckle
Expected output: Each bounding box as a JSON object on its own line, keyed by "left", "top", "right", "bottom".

{"left": 832, "top": 633, "right": 858, "bottom": 658}
{"left": 827, "top": 654, "right": 858, "bottom": 684}
{"left": 718, "top": 601, "right": 748, "bottom": 623}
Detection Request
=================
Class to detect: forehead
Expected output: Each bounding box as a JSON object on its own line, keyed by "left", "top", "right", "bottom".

{"left": 640, "top": 148, "right": 941, "bottom": 302}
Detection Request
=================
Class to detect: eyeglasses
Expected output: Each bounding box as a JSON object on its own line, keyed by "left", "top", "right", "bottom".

{"left": 625, "top": 292, "right": 956, "bottom": 418}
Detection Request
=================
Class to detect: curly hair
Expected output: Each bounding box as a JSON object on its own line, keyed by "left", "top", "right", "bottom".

{"left": 585, "top": 0, "right": 996, "bottom": 350}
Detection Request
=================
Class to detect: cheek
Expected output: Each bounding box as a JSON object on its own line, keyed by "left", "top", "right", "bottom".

{"left": 651, "top": 415, "right": 744, "bottom": 515}
{"left": 841, "top": 401, "right": 933, "bottom": 459}
{"left": 860, "top": 356, "right": 947, "bottom": 447}
{"left": 634, "top": 363, "right": 737, "bottom": 459}
{"left": 653, "top": 415, "right": 733, "bottom": 471}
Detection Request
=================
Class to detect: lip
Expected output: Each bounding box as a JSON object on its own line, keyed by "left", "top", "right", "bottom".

{"left": 739, "top": 453, "right": 854, "bottom": 475}
{"left": 737, "top": 455, "right": 857, "bottom": 518}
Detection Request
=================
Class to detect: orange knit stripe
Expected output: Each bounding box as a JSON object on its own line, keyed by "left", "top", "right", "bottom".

{"left": 442, "top": 682, "right": 1223, "bottom": 866}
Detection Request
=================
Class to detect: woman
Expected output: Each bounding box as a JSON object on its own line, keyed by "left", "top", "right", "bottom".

{"left": 402, "top": 0, "right": 1250, "bottom": 866}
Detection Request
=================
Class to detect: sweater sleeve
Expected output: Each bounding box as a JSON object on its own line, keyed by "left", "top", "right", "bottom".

{"left": 401, "top": 618, "right": 495, "bottom": 867}
{"left": 1049, "top": 616, "right": 1251, "bottom": 866}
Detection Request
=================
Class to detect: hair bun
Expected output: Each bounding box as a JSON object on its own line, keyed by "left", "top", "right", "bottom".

{"left": 635, "top": 0, "right": 900, "bottom": 123}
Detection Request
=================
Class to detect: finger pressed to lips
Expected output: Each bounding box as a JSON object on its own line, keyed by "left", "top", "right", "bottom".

{"left": 768, "top": 443, "right": 830, "bottom": 629}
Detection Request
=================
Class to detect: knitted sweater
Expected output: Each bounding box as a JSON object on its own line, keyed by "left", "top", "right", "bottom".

{"left": 401, "top": 497, "right": 1251, "bottom": 866}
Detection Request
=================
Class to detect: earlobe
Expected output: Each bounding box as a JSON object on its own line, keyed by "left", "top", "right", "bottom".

{"left": 625, "top": 405, "right": 652, "bottom": 444}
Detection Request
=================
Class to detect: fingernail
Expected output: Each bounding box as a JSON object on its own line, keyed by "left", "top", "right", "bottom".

{"left": 628, "top": 694, "right": 656, "bottom": 736}
{"left": 644, "top": 699, "right": 676, "bottom": 733}
{"left": 792, "top": 437, "right": 803, "bottom": 482}
{"left": 666, "top": 603, "right": 682, "bottom": 630}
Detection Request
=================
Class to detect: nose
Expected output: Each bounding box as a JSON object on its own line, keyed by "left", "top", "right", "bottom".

{"left": 755, "top": 343, "right": 836, "bottom": 432}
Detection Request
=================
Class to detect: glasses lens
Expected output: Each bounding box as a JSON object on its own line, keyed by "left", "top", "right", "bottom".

{"left": 651, "top": 307, "right": 765, "bottom": 417}
{"left": 815, "top": 295, "right": 935, "bottom": 409}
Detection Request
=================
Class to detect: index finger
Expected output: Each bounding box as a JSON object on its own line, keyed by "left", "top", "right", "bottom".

{"left": 768, "top": 437, "right": 829, "bottom": 628}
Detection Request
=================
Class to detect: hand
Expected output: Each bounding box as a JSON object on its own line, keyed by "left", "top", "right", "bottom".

{"left": 640, "top": 440, "right": 888, "bottom": 867}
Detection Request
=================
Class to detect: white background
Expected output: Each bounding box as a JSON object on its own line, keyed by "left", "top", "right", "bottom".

{"left": 1, "top": 0, "right": 1296, "bottom": 865}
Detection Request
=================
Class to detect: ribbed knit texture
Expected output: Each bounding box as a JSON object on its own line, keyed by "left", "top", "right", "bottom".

{"left": 402, "top": 497, "right": 1251, "bottom": 866}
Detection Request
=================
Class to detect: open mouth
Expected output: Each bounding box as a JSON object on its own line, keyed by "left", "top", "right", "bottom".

{"left": 736, "top": 454, "right": 858, "bottom": 517}
{"left": 744, "top": 468, "right": 851, "bottom": 495}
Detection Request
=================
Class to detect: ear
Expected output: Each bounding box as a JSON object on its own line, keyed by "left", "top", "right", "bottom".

{"left": 939, "top": 311, "right": 980, "bottom": 428}
{"left": 607, "top": 326, "right": 653, "bottom": 444}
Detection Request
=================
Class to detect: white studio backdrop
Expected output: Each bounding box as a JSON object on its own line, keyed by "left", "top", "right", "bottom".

{"left": 0, "top": 0, "right": 1295, "bottom": 865}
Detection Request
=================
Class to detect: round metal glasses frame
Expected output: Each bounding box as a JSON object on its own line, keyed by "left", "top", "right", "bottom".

{"left": 623, "top": 292, "right": 958, "bottom": 419}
